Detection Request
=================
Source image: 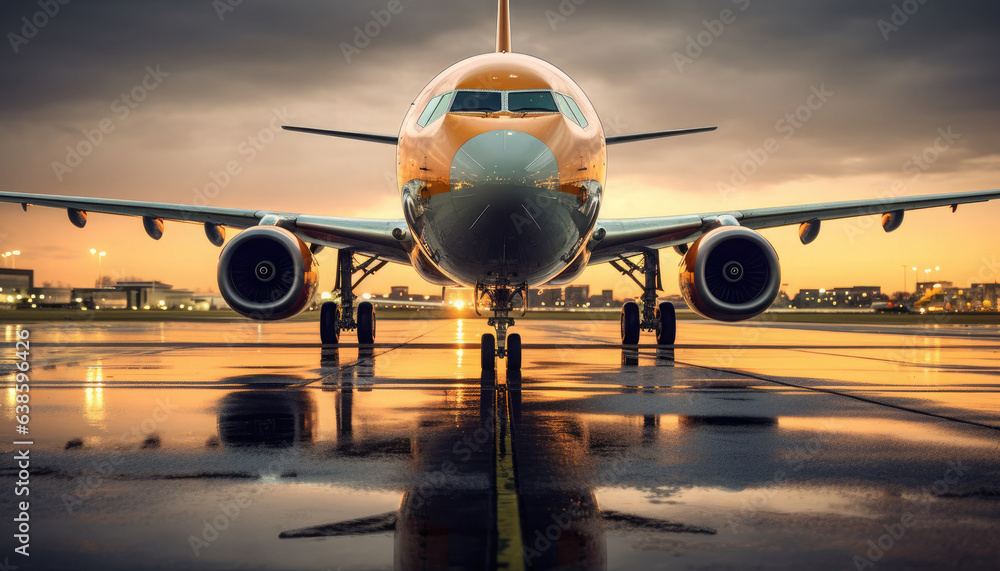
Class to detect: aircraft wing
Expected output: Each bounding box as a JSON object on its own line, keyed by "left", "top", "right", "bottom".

{"left": 590, "top": 188, "right": 1000, "bottom": 264}
{"left": 0, "top": 191, "right": 410, "bottom": 264}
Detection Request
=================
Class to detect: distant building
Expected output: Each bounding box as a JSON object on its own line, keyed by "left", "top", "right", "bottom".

{"left": 972, "top": 283, "right": 1000, "bottom": 311}
{"left": 793, "top": 286, "right": 881, "bottom": 309}
{"left": 588, "top": 289, "right": 617, "bottom": 308}
{"left": 564, "top": 285, "right": 589, "bottom": 308}
{"left": 0, "top": 269, "right": 33, "bottom": 303}
{"left": 111, "top": 281, "right": 197, "bottom": 309}
{"left": 528, "top": 288, "right": 562, "bottom": 308}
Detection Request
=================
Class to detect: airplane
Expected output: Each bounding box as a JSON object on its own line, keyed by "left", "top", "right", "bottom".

{"left": 2, "top": 0, "right": 1000, "bottom": 375}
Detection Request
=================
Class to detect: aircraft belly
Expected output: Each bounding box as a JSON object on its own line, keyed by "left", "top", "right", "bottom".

{"left": 424, "top": 184, "right": 586, "bottom": 286}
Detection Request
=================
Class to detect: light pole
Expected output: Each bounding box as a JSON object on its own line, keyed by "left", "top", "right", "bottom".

{"left": 921, "top": 266, "right": 941, "bottom": 294}
{"left": 2, "top": 251, "right": 21, "bottom": 269}
{"left": 89, "top": 249, "right": 107, "bottom": 286}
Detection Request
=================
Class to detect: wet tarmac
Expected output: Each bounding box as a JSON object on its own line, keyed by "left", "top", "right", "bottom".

{"left": 1, "top": 318, "right": 999, "bottom": 570}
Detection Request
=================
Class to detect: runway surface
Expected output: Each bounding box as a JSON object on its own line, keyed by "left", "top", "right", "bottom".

{"left": 2, "top": 318, "right": 999, "bottom": 570}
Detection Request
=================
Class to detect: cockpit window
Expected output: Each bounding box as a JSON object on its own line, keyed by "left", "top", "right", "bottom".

{"left": 416, "top": 89, "right": 589, "bottom": 129}
{"left": 450, "top": 90, "right": 503, "bottom": 113}
{"left": 554, "top": 93, "right": 589, "bottom": 128}
{"left": 417, "top": 91, "right": 455, "bottom": 127}
{"left": 508, "top": 91, "right": 559, "bottom": 113}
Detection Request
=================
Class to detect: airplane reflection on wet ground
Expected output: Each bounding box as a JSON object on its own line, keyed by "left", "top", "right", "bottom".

{"left": 1, "top": 319, "right": 999, "bottom": 570}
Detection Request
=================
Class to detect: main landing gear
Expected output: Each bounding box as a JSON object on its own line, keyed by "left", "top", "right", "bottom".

{"left": 320, "top": 250, "right": 387, "bottom": 345}
{"left": 476, "top": 280, "right": 527, "bottom": 375}
{"left": 611, "top": 249, "right": 676, "bottom": 346}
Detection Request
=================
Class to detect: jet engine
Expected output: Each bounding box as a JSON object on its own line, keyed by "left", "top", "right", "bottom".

{"left": 678, "top": 226, "right": 780, "bottom": 321}
{"left": 217, "top": 226, "right": 319, "bottom": 321}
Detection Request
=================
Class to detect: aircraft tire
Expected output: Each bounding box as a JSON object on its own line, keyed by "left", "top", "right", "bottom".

{"left": 481, "top": 333, "right": 496, "bottom": 372}
{"left": 506, "top": 333, "right": 522, "bottom": 374}
{"left": 655, "top": 302, "right": 676, "bottom": 345}
{"left": 357, "top": 301, "right": 376, "bottom": 344}
{"left": 621, "top": 301, "right": 640, "bottom": 344}
{"left": 320, "top": 301, "right": 340, "bottom": 344}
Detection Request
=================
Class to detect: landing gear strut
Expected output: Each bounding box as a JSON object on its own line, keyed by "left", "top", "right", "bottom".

{"left": 476, "top": 280, "right": 527, "bottom": 374}
{"left": 320, "top": 250, "right": 387, "bottom": 345}
{"left": 611, "top": 249, "right": 676, "bottom": 345}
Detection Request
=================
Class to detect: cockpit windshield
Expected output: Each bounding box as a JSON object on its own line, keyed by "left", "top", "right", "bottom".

{"left": 507, "top": 91, "right": 559, "bottom": 113}
{"left": 416, "top": 89, "right": 589, "bottom": 128}
{"left": 450, "top": 91, "right": 503, "bottom": 113}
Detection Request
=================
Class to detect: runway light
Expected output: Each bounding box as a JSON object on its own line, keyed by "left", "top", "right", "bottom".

{"left": 143, "top": 305, "right": 151, "bottom": 310}
{"left": 362, "top": 293, "right": 372, "bottom": 300}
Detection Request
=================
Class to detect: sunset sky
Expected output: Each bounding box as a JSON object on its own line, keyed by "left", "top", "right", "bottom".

{"left": 1, "top": 0, "right": 998, "bottom": 299}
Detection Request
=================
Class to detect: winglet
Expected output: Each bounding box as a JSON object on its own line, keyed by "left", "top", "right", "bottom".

{"left": 496, "top": 0, "right": 512, "bottom": 53}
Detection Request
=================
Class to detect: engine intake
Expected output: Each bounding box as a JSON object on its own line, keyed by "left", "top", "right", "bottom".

{"left": 679, "top": 226, "right": 780, "bottom": 321}
{"left": 217, "top": 226, "right": 319, "bottom": 320}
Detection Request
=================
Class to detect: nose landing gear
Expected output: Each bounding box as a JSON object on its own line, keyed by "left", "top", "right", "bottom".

{"left": 476, "top": 280, "right": 527, "bottom": 374}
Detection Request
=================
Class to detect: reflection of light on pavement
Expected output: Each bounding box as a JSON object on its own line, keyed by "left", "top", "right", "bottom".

{"left": 4, "top": 325, "right": 12, "bottom": 342}
{"left": 85, "top": 362, "right": 106, "bottom": 427}
{"left": 457, "top": 348, "right": 463, "bottom": 369}
{"left": 456, "top": 319, "right": 465, "bottom": 344}
{"left": 5, "top": 388, "right": 16, "bottom": 418}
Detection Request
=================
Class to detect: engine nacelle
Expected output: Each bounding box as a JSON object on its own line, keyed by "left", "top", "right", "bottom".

{"left": 679, "top": 226, "right": 781, "bottom": 322}
{"left": 217, "top": 226, "right": 319, "bottom": 321}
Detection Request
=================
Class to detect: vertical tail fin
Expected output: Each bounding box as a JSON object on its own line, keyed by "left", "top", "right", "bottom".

{"left": 496, "top": 0, "right": 512, "bottom": 53}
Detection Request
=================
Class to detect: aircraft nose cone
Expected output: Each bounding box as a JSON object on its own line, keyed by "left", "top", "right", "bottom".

{"left": 450, "top": 130, "right": 558, "bottom": 192}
